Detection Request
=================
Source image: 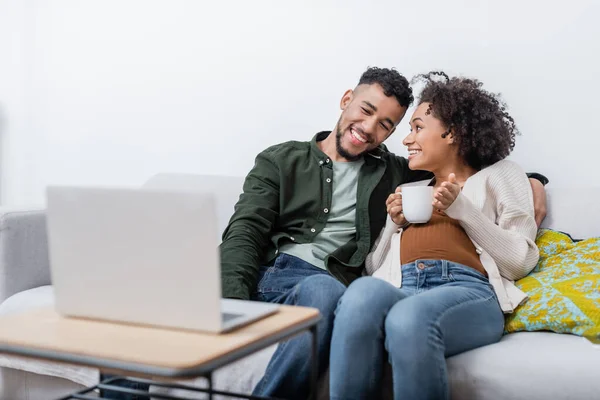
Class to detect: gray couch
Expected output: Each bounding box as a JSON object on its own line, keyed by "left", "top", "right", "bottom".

{"left": 1, "top": 174, "right": 599, "bottom": 400}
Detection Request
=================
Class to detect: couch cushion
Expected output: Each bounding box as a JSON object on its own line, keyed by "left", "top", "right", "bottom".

{"left": 150, "top": 348, "right": 275, "bottom": 399}
{"left": 0, "top": 367, "right": 86, "bottom": 400}
{"left": 0, "top": 286, "right": 100, "bottom": 387}
{"left": 447, "top": 331, "right": 600, "bottom": 400}
{"left": 0, "top": 285, "right": 55, "bottom": 316}
{"left": 505, "top": 229, "right": 600, "bottom": 343}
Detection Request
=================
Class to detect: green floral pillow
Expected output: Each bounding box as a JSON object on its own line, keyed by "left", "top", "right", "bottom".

{"left": 505, "top": 229, "right": 600, "bottom": 343}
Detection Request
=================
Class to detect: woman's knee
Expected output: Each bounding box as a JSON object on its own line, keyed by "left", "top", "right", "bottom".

{"left": 384, "top": 300, "right": 434, "bottom": 346}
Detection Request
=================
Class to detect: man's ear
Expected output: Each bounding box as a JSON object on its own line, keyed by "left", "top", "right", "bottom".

{"left": 340, "top": 89, "right": 354, "bottom": 110}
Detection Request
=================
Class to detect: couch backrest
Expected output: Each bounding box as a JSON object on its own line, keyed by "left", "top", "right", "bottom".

{"left": 144, "top": 174, "right": 599, "bottom": 241}
{"left": 143, "top": 173, "right": 245, "bottom": 237}
{"left": 541, "top": 186, "right": 600, "bottom": 240}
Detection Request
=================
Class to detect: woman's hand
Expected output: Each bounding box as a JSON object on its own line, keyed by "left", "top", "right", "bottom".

{"left": 433, "top": 173, "right": 461, "bottom": 211}
{"left": 386, "top": 186, "right": 407, "bottom": 226}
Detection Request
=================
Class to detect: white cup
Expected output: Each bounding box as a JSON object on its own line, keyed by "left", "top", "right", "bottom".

{"left": 401, "top": 186, "right": 434, "bottom": 224}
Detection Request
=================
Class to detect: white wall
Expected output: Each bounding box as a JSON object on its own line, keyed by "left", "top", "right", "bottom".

{"left": 1, "top": 0, "right": 599, "bottom": 206}
{"left": 0, "top": 0, "right": 37, "bottom": 204}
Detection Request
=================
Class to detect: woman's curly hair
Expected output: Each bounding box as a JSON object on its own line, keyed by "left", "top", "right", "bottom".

{"left": 413, "top": 71, "right": 519, "bottom": 170}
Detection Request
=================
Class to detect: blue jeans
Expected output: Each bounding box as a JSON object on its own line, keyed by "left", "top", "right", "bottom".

{"left": 252, "top": 253, "right": 346, "bottom": 400}
{"left": 330, "top": 260, "right": 505, "bottom": 400}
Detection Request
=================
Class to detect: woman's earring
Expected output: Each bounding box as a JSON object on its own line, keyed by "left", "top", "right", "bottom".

{"left": 442, "top": 126, "right": 453, "bottom": 139}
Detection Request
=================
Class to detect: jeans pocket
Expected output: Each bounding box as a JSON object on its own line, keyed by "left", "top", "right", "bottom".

{"left": 257, "top": 265, "right": 277, "bottom": 290}
{"left": 256, "top": 254, "right": 292, "bottom": 294}
{"left": 256, "top": 268, "right": 278, "bottom": 296}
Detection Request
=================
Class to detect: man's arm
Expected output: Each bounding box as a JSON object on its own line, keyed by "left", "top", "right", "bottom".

{"left": 219, "top": 149, "right": 280, "bottom": 300}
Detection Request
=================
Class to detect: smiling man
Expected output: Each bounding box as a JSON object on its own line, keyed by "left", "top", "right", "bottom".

{"left": 217, "top": 67, "right": 548, "bottom": 400}
{"left": 331, "top": 83, "right": 403, "bottom": 161}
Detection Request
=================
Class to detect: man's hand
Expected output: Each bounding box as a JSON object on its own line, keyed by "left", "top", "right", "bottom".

{"left": 386, "top": 187, "right": 407, "bottom": 226}
{"left": 529, "top": 178, "right": 547, "bottom": 227}
{"left": 433, "top": 173, "right": 461, "bottom": 211}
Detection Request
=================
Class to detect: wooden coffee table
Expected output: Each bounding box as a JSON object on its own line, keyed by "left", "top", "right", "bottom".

{"left": 0, "top": 305, "right": 320, "bottom": 399}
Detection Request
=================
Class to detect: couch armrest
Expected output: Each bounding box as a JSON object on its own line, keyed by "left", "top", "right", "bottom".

{"left": 0, "top": 208, "right": 51, "bottom": 304}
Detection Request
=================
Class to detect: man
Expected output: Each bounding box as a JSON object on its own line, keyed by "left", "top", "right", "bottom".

{"left": 219, "top": 67, "right": 548, "bottom": 399}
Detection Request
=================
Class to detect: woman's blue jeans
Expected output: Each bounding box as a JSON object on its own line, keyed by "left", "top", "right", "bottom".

{"left": 329, "top": 260, "right": 505, "bottom": 400}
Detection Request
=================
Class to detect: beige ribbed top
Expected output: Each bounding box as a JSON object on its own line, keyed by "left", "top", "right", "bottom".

{"left": 365, "top": 159, "right": 540, "bottom": 313}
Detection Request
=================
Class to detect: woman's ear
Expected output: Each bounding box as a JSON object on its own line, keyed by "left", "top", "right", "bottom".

{"left": 445, "top": 128, "right": 455, "bottom": 144}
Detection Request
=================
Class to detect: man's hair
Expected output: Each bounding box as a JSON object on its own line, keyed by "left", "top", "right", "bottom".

{"left": 358, "top": 67, "right": 414, "bottom": 108}
{"left": 414, "top": 71, "right": 519, "bottom": 170}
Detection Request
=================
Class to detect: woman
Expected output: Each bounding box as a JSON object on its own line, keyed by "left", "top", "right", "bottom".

{"left": 329, "top": 71, "right": 540, "bottom": 400}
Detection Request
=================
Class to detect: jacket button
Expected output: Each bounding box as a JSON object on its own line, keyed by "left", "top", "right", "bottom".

{"left": 326, "top": 178, "right": 331, "bottom": 183}
{"left": 418, "top": 262, "right": 426, "bottom": 270}
{"left": 310, "top": 228, "right": 316, "bottom": 233}
{"left": 324, "top": 208, "right": 329, "bottom": 213}
{"left": 290, "top": 237, "right": 295, "bottom": 241}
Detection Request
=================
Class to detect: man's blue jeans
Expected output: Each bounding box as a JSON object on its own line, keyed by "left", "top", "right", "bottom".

{"left": 251, "top": 253, "right": 346, "bottom": 399}
{"left": 329, "top": 260, "right": 505, "bottom": 400}
{"left": 102, "top": 253, "right": 345, "bottom": 400}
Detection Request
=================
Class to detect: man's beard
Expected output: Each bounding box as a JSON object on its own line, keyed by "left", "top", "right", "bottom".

{"left": 335, "top": 124, "right": 365, "bottom": 162}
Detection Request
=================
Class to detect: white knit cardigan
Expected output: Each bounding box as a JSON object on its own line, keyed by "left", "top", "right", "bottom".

{"left": 365, "top": 159, "right": 540, "bottom": 313}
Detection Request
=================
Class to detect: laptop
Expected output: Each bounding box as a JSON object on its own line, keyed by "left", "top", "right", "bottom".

{"left": 45, "top": 185, "right": 279, "bottom": 333}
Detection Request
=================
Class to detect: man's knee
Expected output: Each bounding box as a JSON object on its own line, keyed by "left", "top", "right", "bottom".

{"left": 293, "top": 274, "right": 346, "bottom": 313}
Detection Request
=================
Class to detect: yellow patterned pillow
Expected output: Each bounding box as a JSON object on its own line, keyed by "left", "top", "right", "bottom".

{"left": 505, "top": 229, "right": 600, "bottom": 344}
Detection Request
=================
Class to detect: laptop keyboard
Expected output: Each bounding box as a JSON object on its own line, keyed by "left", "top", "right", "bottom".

{"left": 222, "top": 312, "right": 243, "bottom": 323}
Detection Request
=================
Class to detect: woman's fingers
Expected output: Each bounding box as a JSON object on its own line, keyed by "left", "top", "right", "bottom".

{"left": 386, "top": 192, "right": 402, "bottom": 207}
{"left": 434, "top": 188, "right": 453, "bottom": 204}
{"left": 442, "top": 180, "right": 461, "bottom": 197}
{"left": 387, "top": 199, "right": 403, "bottom": 214}
{"left": 389, "top": 205, "right": 403, "bottom": 216}
{"left": 434, "top": 199, "right": 451, "bottom": 211}
{"left": 386, "top": 193, "right": 394, "bottom": 206}
{"left": 389, "top": 205, "right": 405, "bottom": 224}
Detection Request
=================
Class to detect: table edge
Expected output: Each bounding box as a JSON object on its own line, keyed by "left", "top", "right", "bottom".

{"left": 0, "top": 313, "right": 320, "bottom": 378}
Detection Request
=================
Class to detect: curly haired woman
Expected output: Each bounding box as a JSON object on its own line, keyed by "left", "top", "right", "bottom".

{"left": 329, "top": 72, "right": 540, "bottom": 400}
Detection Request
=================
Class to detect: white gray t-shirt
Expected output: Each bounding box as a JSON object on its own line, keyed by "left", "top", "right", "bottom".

{"left": 279, "top": 159, "right": 364, "bottom": 269}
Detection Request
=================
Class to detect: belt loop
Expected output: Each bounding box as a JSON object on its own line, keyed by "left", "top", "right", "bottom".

{"left": 441, "top": 260, "right": 449, "bottom": 279}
